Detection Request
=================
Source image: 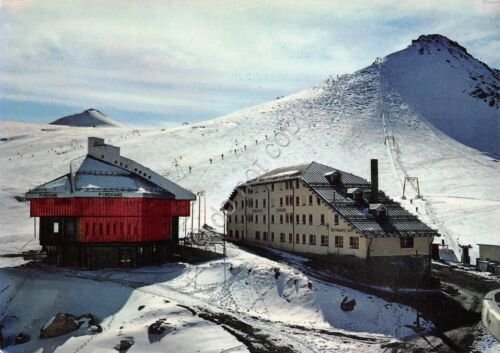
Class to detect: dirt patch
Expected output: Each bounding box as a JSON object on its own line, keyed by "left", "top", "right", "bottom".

{"left": 198, "top": 311, "right": 296, "bottom": 353}
{"left": 433, "top": 264, "right": 500, "bottom": 294}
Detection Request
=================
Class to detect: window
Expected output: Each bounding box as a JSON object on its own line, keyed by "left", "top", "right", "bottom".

{"left": 263, "top": 232, "right": 268, "bottom": 241}
{"left": 280, "top": 233, "right": 286, "bottom": 242}
{"left": 321, "top": 235, "right": 329, "bottom": 247}
{"left": 235, "top": 230, "right": 239, "bottom": 239}
{"left": 271, "top": 215, "right": 275, "bottom": 224}
{"left": 302, "top": 234, "right": 306, "bottom": 244}
{"left": 241, "top": 230, "right": 244, "bottom": 238}
{"left": 302, "top": 215, "right": 306, "bottom": 224}
{"left": 286, "top": 196, "right": 289, "bottom": 206}
{"left": 255, "top": 215, "right": 259, "bottom": 224}
{"left": 53, "top": 222, "right": 60, "bottom": 234}
{"left": 296, "top": 233, "right": 300, "bottom": 243}
{"left": 263, "top": 199, "right": 266, "bottom": 208}
{"left": 235, "top": 215, "right": 238, "bottom": 224}
{"left": 289, "top": 233, "right": 293, "bottom": 243}
{"left": 400, "top": 237, "right": 414, "bottom": 248}
{"left": 235, "top": 201, "right": 238, "bottom": 208}
{"left": 280, "top": 198, "right": 283, "bottom": 207}
{"left": 309, "top": 214, "right": 313, "bottom": 225}
{"left": 320, "top": 214, "right": 325, "bottom": 225}
{"left": 334, "top": 214, "right": 339, "bottom": 225}
{"left": 335, "top": 236, "right": 343, "bottom": 248}
{"left": 263, "top": 215, "right": 266, "bottom": 224}
{"left": 229, "top": 230, "right": 233, "bottom": 238}
{"left": 309, "top": 234, "right": 316, "bottom": 245}
{"left": 317, "top": 197, "right": 321, "bottom": 205}
{"left": 271, "top": 232, "right": 275, "bottom": 241}
{"left": 271, "top": 183, "right": 274, "bottom": 191}
{"left": 285, "top": 181, "right": 289, "bottom": 190}
{"left": 255, "top": 231, "right": 261, "bottom": 240}
{"left": 256, "top": 199, "right": 259, "bottom": 208}
{"left": 285, "top": 214, "right": 289, "bottom": 224}
{"left": 228, "top": 215, "right": 232, "bottom": 223}
{"left": 349, "top": 237, "right": 359, "bottom": 249}
{"left": 296, "top": 215, "right": 300, "bottom": 224}
{"left": 309, "top": 195, "right": 313, "bottom": 206}
{"left": 271, "top": 198, "right": 275, "bottom": 207}
{"left": 296, "top": 196, "right": 300, "bottom": 206}
{"left": 280, "top": 215, "right": 284, "bottom": 224}
{"left": 296, "top": 180, "right": 300, "bottom": 189}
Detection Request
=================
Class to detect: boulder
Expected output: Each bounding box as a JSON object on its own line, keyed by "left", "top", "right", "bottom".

{"left": 115, "top": 337, "right": 134, "bottom": 352}
{"left": 14, "top": 332, "right": 30, "bottom": 345}
{"left": 40, "top": 313, "right": 79, "bottom": 339}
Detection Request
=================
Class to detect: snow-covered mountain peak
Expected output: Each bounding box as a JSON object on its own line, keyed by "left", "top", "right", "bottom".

{"left": 410, "top": 34, "right": 471, "bottom": 57}
{"left": 381, "top": 34, "right": 499, "bottom": 154}
{"left": 50, "top": 108, "right": 124, "bottom": 127}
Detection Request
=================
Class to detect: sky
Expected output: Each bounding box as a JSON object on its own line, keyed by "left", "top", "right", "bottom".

{"left": 0, "top": 0, "right": 499, "bottom": 126}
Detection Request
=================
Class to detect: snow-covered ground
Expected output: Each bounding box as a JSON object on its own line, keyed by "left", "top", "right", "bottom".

{"left": 0, "top": 243, "right": 434, "bottom": 353}
{"left": 0, "top": 35, "right": 499, "bottom": 351}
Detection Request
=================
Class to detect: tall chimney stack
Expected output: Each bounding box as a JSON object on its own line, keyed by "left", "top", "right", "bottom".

{"left": 370, "top": 159, "right": 378, "bottom": 203}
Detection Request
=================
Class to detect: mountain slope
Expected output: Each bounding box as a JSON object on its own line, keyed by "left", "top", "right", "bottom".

{"left": 1, "top": 35, "right": 499, "bottom": 263}
{"left": 50, "top": 108, "right": 123, "bottom": 127}
{"left": 382, "top": 34, "right": 499, "bottom": 155}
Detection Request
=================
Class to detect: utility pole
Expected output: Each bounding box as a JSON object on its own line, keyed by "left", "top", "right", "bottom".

{"left": 413, "top": 250, "right": 422, "bottom": 331}
{"left": 191, "top": 200, "right": 195, "bottom": 236}
{"left": 198, "top": 192, "right": 202, "bottom": 232}
{"left": 204, "top": 192, "right": 207, "bottom": 226}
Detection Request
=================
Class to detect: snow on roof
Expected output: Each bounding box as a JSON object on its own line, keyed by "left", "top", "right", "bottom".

{"left": 226, "top": 161, "right": 437, "bottom": 237}
{"left": 26, "top": 138, "right": 195, "bottom": 200}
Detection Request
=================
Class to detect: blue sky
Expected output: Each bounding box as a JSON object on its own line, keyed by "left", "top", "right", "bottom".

{"left": 0, "top": 0, "right": 498, "bottom": 126}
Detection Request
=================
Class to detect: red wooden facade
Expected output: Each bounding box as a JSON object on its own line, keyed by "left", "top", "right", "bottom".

{"left": 30, "top": 198, "right": 190, "bottom": 217}
{"left": 30, "top": 197, "right": 190, "bottom": 243}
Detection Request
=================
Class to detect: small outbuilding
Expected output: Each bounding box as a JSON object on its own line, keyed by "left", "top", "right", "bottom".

{"left": 477, "top": 244, "right": 500, "bottom": 273}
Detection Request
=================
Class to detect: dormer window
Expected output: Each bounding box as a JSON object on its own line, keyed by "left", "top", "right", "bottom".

{"left": 347, "top": 188, "right": 363, "bottom": 201}
{"left": 377, "top": 208, "right": 387, "bottom": 218}
{"left": 369, "top": 204, "right": 388, "bottom": 219}
{"left": 324, "top": 171, "right": 341, "bottom": 184}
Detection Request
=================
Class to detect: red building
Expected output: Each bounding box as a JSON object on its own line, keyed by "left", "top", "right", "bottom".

{"left": 26, "top": 137, "right": 195, "bottom": 268}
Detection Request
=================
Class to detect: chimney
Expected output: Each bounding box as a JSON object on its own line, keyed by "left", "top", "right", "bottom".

{"left": 370, "top": 159, "right": 378, "bottom": 203}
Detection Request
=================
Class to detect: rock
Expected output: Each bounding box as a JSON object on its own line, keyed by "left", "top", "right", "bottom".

{"left": 77, "top": 313, "right": 99, "bottom": 326}
{"left": 138, "top": 305, "right": 145, "bottom": 311}
{"left": 88, "top": 325, "right": 103, "bottom": 334}
{"left": 40, "top": 313, "right": 79, "bottom": 339}
{"left": 115, "top": 337, "right": 134, "bottom": 352}
{"left": 148, "top": 319, "right": 169, "bottom": 335}
{"left": 14, "top": 332, "right": 30, "bottom": 345}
